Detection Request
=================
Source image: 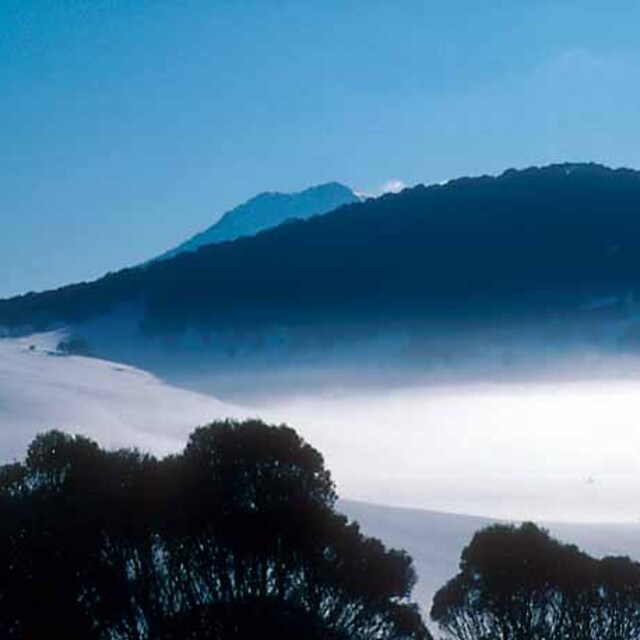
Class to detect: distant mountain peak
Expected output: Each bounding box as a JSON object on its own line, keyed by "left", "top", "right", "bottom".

{"left": 157, "top": 181, "right": 359, "bottom": 261}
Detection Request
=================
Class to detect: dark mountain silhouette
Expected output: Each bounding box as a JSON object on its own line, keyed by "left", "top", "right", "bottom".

{"left": 3, "top": 163, "right": 640, "bottom": 386}
{"left": 157, "top": 182, "right": 360, "bottom": 261}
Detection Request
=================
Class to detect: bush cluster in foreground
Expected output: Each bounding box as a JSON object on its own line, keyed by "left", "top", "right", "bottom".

{"left": 433, "top": 522, "right": 640, "bottom": 640}
{"left": 0, "top": 420, "right": 428, "bottom": 640}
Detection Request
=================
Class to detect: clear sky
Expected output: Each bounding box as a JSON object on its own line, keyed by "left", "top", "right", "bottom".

{"left": 3, "top": 0, "right": 640, "bottom": 297}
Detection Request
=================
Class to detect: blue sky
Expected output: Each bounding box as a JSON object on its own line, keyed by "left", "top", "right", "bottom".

{"left": 2, "top": 1, "right": 640, "bottom": 297}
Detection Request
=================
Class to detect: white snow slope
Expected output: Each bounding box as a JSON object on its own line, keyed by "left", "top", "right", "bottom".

{"left": 0, "top": 333, "right": 244, "bottom": 460}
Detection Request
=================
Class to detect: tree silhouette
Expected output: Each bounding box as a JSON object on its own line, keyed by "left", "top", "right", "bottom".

{"left": 432, "top": 522, "right": 640, "bottom": 640}
{"left": 0, "top": 421, "right": 430, "bottom": 640}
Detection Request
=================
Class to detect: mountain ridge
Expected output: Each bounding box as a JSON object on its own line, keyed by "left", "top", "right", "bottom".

{"left": 4, "top": 162, "right": 640, "bottom": 387}
{"left": 156, "top": 181, "right": 359, "bottom": 261}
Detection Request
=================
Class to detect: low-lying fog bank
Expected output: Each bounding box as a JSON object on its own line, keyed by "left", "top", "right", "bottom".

{"left": 263, "top": 379, "right": 640, "bottom": 523}
{"left": 3, "top": 334, "right": 640, "bottom": 524}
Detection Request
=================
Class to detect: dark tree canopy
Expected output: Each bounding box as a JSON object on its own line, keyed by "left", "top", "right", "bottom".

{"left": 431, "top": 522, "right": 640, "bottom": 640}
{"left": 0, "top": 420, "right": 430, "bottom": 640}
